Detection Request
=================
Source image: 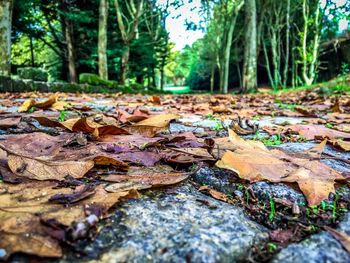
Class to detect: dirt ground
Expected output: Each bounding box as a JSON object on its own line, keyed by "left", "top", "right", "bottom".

{"left": 1, "top": 88, "right": 350, "bottom": 262}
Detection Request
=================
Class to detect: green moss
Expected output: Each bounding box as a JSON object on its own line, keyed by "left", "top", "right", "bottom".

{"left": 17, "top": 67, "right": 48, "bottom": 81}
{"left": 79, "top": 73, "right": 113, "bottom": 87}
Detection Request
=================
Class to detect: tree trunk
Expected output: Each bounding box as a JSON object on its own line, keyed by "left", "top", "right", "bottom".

{"left": 210, "top": 64, "right": 215, "bottom": 93}
{"left": 120, "top": 44, "right": 130, "bottom": 85}
{"left": 151, "top": 67, "right": 156, "bottom": 88}
{"left": 242, "top": 0, "right": 257, "bottom": 92}
{"left": 283, "top": 0, "right": 290, "bottom": 87}
{"left": 160, "top": 67, "right": 165, "bottom": 91}
{"left": 98, "top": 0, "right": 108, "bottom": 80}
{"left": 0, "top": 0, "right": 13, "bottom": 76}
{"left": 29, "top": 35, "right": 35, "bottom": 67}
{"left": 301, "top": 0, "right": 321, "bottom": 86}
{"left": 222, "top": 12, "right": 237, "bottom": 94}
{"left": 65, "top": 18, "right": 77, "bottom": 83}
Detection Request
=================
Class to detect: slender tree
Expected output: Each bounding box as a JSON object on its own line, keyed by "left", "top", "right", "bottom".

{"left": 114, "top": 0, "right": 145, "bottom": 85}
{"left": 61, "top": 0, "right": 77, "bottom": 83}
{"left": 242, "top": 0, "right": 257, "bottom": 92}
{"left": 300, "top": 0, "right": 322, "bottom": 85}
{"left": 0, "top": 0, "right": 13, "bottom": 76}
{"left": 221, "top": 0, "right": 244, "bottom": 93}
{"left": 98, "top": 0, "right": 108, "bottom": 80}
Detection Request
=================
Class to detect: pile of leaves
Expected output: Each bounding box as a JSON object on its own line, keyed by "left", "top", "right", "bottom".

{"left": 0, "top": 87, "right": 349, "bottom": 260}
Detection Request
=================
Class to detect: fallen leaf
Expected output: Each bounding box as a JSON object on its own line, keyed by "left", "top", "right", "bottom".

{"left": 130, "top": 113, "right": 179, "bottom": 137}
{"left": 199, "top": 186, "right": 229, "bottom": 202}
{"left": 18, "top": 99, "right": 35, "bottom": 112}
{"left": 216, "top": 130, "right": 344, "bottom": 206}
{"left": 285, "top": 124, "right": 350, "bottom": 140}
{"left": 329, "top": 139, "right": 350, "bottom": 151}
{"left": 7, "top": 154, "right": 94, "bottom": 181}
{"left": 103, "top": 165, "right": 188, "bottom": 187}
{"left": 0, "top": 116, "right": 21, "bottom": 128}
{"left": 324, "top": 226, "right": 350, "bottom": 253}
{"left": 304, "top": 139, "right": 327, "bottom": 158}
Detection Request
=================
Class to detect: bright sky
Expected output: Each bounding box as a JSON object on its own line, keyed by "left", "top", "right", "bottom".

{"left": 159, "top": 0, "right": 204, "bottom": 50}
{"left": 161, "top": 0, "right": 349, "bottom": 50}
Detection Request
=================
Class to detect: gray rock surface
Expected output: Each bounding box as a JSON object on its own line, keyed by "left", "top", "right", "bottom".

{"left": 250, "top": 182, "right": 306, "bottom": 205}
{"left": 271, "top": 213, "right": 350, "bottom": 263}
{"left": 193, "top": 167, "right": 307, "bottom": 205}
{"left": 192, "top": 167, "right": 238, "bottom": 195}
{"left": 60, "top": 183, "right": 268, "bottom": 263}
{"left": 274, "top": 142, "right": 350, "bottom": 172}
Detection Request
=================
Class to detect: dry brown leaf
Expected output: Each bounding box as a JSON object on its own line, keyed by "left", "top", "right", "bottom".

{"left": 0, "top": 182, "right": 136, "bottom": 259}
{"left": 304, "top": 139, "right": 327, "bottom": 158}
{"left": 324, "top": 226, "right": 350, "bottom": 253}
{"left": 18, "top": 95, "right": 59, "bottom": 112}
{"left": 18, "top": 99, "right": 35, "bottom": 112}
{"left": 51, "top": 100, "right": 70, "bottom": 111}
{"left": 130, "top": 113, "right": 179, "bottom": 137}
{"left": 103, "top": 165, "right": 188, "bottom": 187}
{"left": 285, "top": 124, "right": 350, "bottom": 140}
{"left": 93, "top": 155, "right": 128, "bottom": 169}
{"left": 329, "top": 139, "right": 350, "bottom": 151}
{"left": 34, "top": 116, "right": 129, "bottom": 137}
{"left": 215, "top": 130, "right": 344, "bottom": 206}
{"left": 0, "top": 116, "right": 21, "bottom": 128}
{"left": 34, "top": 94, "right": 58, "bottom": 109}
{"left": 7, "top": 154, "right": 94, "bottom": 181}
{"left": 199, "top": 186, "right": 229, "bottom": 202}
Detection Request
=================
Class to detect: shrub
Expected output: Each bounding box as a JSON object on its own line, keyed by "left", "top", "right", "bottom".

{"left": 17, "top": 67, "right": 48, "bottom": 82}
{"left": 79, "top": 73, "right": 112, "bottom": 86}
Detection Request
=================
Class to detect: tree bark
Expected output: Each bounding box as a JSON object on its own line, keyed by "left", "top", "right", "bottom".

{"left": 283, "top": 0, "right": 290, "bottom": 87}
{"left": 0, "top": 0, "right": 13, "bottom": 76}
{"left": 301, "top": 0, "right": 321, "bottom": 86}
{"left": 120, "top": 45, "right": 130, "bottom": 85}
{"left": 210, "top": 63, "right": 215, "bottom": 93}
{"left": 98, "top": 0, "right": 108, "bottom": 80}
{"left": 222, "top": 4, "right": 242, "bottom": 94}
{"left": 242, "top": 0, "right": 257, "bottom": 92}
{"left": 114, "top": 0, "right": 144, "bottom": 85}
{"left": 29, "top": 35, "right": 35, "bottom": 67}
{"left": 65, "top": 18, "right": 77, "bottom": 83}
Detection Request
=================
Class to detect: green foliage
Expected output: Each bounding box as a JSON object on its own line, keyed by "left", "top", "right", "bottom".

{"left": 267, "top": 242, "right": 278, "bottom": 253}
{"left": 269, "top": 196, "right": 276, "bottom": 220}
{"left": 58, "top": 110, "right": 68, "bottom": 122}
{"left": 79, "top": 73, "right": 111, "bottom": 86}
{"left": 17, "top": 67, "right": 48, "bottom": 81}
{"left": 254, "top": 132, "right": 283, "bottom": 146}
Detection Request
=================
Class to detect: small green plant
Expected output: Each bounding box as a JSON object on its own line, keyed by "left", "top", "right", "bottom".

{"left": 332, "top": 194, "right": 339, "bottom": 221}
{"left": 276, "top": 101, "right": 298, "bottom": 111}
{"left": 245, "top": 190, "right": 250, "bottom": 205}
{"left": 190, "top": 163, "right": 198, "bottom": 173}
{"left": 325, "top": 123, "right": 334, "bottom": 129}
{"left": 311, "top": 205, "right": 319, "bottom": 215}
{"left": 211, "top": 121, "right": 224, "bottom": 131}
{"left": 97, "top": 106, "right": 108, "bottom": 112}
{"left": 58, "top": 110, "right": 68, "bottom": 122}
{"left": 254, "top": 132, "right": 282, "bottom": 146}
{"left": 298, "top": 135, "right": 307, "bottom": 142}
{"left": 28, "top": 107, "right": 36, "bottom": 113}
{"left": 269, "top": 196, "right": 276, "bottom": 221}
{"left": 237, "top": 183, "right": 245, "bottom": 191}
{"left": 264, "top": 134, "right": 282, "bottom": 146}
{"left": 252, "top": 115, "right": 261, "bottom": 121}
{"left": 267, "top": 242, "right": 278, "bottom": 253}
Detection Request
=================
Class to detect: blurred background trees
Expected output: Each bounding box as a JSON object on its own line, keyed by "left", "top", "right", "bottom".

{"left": 0, "top": 0, "right": 349, "bottom": 93}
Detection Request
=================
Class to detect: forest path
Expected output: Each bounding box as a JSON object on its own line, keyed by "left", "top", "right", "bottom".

{"left": 1, "top": 89, "right": 350, "bottom": 262}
